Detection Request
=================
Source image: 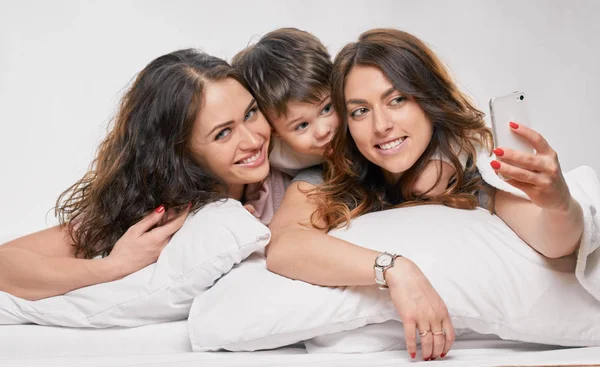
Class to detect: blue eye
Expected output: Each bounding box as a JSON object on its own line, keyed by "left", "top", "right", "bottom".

{"left": 245, "top": 106, "right": 258, "bottom": 121}
{"left": 350, "top": 107, "right": 369, "bottom": 118}
{"left": 295, "top": 122, "right": 309, "bottom": 131}
{"left": 320, "top": 103, "right": 334, "bottom": 115}
{"left": 215, "top": 128, "right": 231, "bottom": 140}
{"left": 390, "top": 96, "right": 406, "bottom": 105}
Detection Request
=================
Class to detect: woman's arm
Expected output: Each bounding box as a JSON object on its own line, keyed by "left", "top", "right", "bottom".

{"left": 268, "top": 181, "right": 455, "bottom": 360}
{"left": 491, "top": 123, "right": 583, "bottom": 258}
{"left": 267, "top": 181, "right": 380, "bottom": 286}
{"left": 494, "top": 191, "right": 582, "bottom": 258}
{"left": 0, "top": 205, "right": 189, "bottom": 300}
{"left": 0, "top": 245, "right": 125, "bottom": 301}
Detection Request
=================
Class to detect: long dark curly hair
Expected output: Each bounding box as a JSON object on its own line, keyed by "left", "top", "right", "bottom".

{"left": 312, "top": 29, "right": 494, "bottom": 230}
{"left": 55, "top": 49, "right": 247, "bottom": 258}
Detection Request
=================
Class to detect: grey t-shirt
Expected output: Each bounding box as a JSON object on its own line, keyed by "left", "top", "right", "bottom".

{"left": 291, "top": 166, "right": 324, "bottom": 186}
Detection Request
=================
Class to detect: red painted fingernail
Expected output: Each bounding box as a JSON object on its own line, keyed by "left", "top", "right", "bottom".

{"left": 509, "top": 121, "right": 519, "bottom": 129}
{"left": 155, "top": 205, "right": 165, "bottom": 213}
{"left": 493, "top": 148, "right": 504, "bottom": 156}
{"left": 425, "top": 358, "right": 430, "bottom": 361}
{"left": 410, "top": 352, "right": 416, "bottom": 359}
{"left": 441, "top": 353, "right": 446, "bottom": 358}
{"left": 431, "top": 357, "right": 436, "bottom": 360}
{"left": 490, "top": 160, "right": 501, "bottom": 170}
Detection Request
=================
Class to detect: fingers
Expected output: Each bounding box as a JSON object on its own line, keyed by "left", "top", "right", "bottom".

{"left": 417, "top": 322, "right": 434, "bottom": 361}
{"left": 130, "top": 205, "right": 166, "bottom": 236}
{"left": 494, "top": 148, "right": 552, "bottom": 173}
{"left": 431, "top": 325, "right": 446, "bottom": 360}
{"left": 404, "top": 321, "right": 418, "bottom": 360}
{"left": 441, "top": 317, "right": 456, "bottom": 358}
{"left": 490, "top": 160, "right": 544, "bottom": 186}
{"left": 507, "top": 122, "right": 552, "bottom": 154}
{"left": 158, "top": 207, "right": 178, "bottom": 226}
{"left": 148, "top": 204, "right": 191, "bottom": 241}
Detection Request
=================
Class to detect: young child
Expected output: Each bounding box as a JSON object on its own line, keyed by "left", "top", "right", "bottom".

{"left": 233, "top": 27, "right": 465, "bottom": 198}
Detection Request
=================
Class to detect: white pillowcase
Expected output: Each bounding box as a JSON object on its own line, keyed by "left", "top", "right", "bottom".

{"left": 0, "top": 199, "right": 270, "bottom": 327}
{"left": 188, "top": 204, "right": 600, "bottom": 352}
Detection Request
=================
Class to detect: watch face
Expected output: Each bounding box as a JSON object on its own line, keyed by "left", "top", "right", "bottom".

{"left": 377, "top": 254, "right": 393, "bottom": 267}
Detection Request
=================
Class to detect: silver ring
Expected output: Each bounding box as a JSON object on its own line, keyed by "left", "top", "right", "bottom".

{"left": 432, "top": 328, "right": 447, "bottom": 336}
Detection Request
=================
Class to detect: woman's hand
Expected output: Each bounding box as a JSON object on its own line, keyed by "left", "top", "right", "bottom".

{"left": 107, "top": 204, "right": 191, "bottom": 278}
{"left": 491, "top": 122, "right": 573, "bottom": 212}
{"left": 386, "top": 258, "right": 455, "bottom": 361}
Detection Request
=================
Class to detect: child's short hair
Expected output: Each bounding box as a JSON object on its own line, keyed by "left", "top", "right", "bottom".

{"left": 232, "top": 28, "right": 332, "bottom": 118}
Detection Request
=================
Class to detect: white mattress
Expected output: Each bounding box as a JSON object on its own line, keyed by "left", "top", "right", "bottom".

{"left": 0, "top": 320, "right": 192, "bottom": 359}
{"left": 1, "top": 322, "right": 600, "bottom": 367}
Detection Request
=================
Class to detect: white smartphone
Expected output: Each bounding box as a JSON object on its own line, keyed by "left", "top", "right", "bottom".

{"left": 489, "top": 91, "right": 534, "bottom": 153}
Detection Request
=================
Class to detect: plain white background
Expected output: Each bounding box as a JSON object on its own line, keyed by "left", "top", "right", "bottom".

{"left": 0, "top": 0, "right": 598, "bottom": 236}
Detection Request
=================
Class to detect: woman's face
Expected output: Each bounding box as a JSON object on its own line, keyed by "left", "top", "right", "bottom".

{"left": 344, "top": 65, "right": 433, "bottom": 182}
{"left": 190, "top": 78, "right": 271, "bottom": 194}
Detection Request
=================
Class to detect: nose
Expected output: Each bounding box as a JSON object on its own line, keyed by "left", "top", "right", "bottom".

{"left": 238, "top": 124, "right": 261, "bottom": 150}
{"left": 314, "top": 122, "right": 332, "bottom": 140}
{"left": 372, "top": 108, "right": 393, "bottom": 135}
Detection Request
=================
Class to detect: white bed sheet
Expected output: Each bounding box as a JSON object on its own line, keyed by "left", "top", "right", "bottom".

{"left": 0, "top": 320, "right": 192, "bottom": 359}
{"left": 3, "top": 346, "right": 600, "bottom": 367}
{"left": 1, "top": 321, "right": 599, "bottom": 367}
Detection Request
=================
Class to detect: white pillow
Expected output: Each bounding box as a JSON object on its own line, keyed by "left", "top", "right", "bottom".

{"left": 0, "top": 199, "right": 270, "bottom": 327}
{"left": 188, "top": 204, "right": 600, "bottom": 352}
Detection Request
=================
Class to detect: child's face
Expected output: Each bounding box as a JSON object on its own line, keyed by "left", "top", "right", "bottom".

{"left": 269, "top": 95, "right": 339, "bottom": 157}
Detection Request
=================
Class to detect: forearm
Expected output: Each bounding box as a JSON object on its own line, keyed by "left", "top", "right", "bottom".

{"left": 495, "top": 191, "right": 583, "bottom": 258}
{"left": 535, "top": 197, "right": 583, "bottom": 257}
{"left": 0, "top": 247, "right": 126, "bottom": 301}
{"left": 267, "top": 228, "right": 380, "bottom": 287}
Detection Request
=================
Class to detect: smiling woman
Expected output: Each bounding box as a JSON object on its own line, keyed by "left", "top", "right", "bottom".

{"left": 265, "top": 28, "right": 585, "bottom": 362}
{"left": 0, "top": 49, "right": 273, "bottom": 301}
{"left": 189, "top": 78, "right": 271, "bottom": 201}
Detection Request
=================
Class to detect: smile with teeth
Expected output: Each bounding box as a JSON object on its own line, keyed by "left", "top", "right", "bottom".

{"left": 236, "top": 146, "right": 263, "bottom": 165}
{"left": 377, "top": 137, "right": 405, "bottom": 150}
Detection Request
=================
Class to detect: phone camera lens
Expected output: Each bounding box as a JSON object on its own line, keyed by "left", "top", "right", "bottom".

{"left": 519, "top": 95, "right": 524, "bottom": 101}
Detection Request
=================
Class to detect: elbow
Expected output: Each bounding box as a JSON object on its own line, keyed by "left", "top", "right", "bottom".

{"left": 0, "top": 283, "right": 43, "bottom": 301}
{"left": 265, "top": 253, "right": 280, "bottom": 274}
{"left": 265, "top": 233, "right": 285, "bottom": 275}
{"left": 539, "top": 243, "right": 579, "bottom": 259}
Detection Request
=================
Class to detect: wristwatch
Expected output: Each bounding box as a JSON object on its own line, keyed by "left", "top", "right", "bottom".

{"left": 374, "top": 252, "right": 400, "bottom": 290}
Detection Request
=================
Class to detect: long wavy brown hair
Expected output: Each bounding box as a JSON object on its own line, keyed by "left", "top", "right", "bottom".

{"left": 56, "top": 49, "right": 247, "bottom": 258}
{"left": 312, "top": 29, "right": 494, "bottom": 231}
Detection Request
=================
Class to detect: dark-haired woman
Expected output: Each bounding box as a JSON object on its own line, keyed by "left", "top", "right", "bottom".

{"left": 0, "top": 49, "right": 273, "bottom": 301}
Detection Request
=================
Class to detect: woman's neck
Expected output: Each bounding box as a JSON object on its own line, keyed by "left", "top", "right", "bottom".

{"left": 228, "top": 184, "right": 246, "bottom": 201}
{"left": 382, "top": 169, "right": 403, "bottom": 185}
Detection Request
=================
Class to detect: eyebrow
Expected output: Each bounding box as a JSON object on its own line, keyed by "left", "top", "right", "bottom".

{"left": 206, "top": 99, "right": 256, "bottom": 137}
{"left": 346, "top": 87, "right": 397, "bottom": 106}
{"left": 285, "top": 116, "right": 303, "bottom": 128}
{"left": 318, "top": 94, "right": 330, "bottom": 104}
{"left": 284, "top": 95, "right": 331, "bottom": 128}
